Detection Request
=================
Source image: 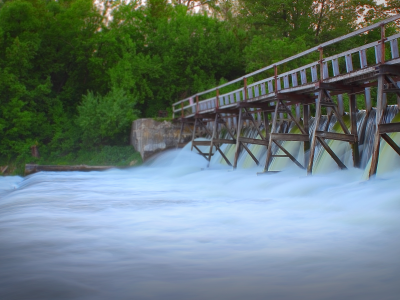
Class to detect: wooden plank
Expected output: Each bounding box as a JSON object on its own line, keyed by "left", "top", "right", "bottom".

{"left": 240, "top": 137, "right": 269, "bottom": 145}
{"left": 359, "top": 49, "right": 368, "bottom": 68}
{"left": 233, "top": 110, "right": 243, "bottom": 169}
{"left": 391, "top": 39, "right": 399, "bottom": 58}
{"left": 345, "top": 54, "right": 353, "bottom": 72}
{"left": 381, "top": 133, "right": 400, "bottom": 156}
{"left": 241, "top": 142, "right": 259, "bottom": 165}
{"left": 192, "top": 140, "right": 212, "bottom": 146}
{"left": 307, "top": 93, "right": 323, "bottom": 175}
{"left": 349, "top": 94, "right": 360, "bottom": 168}
{"left": 316, "top": 131, "right": 356, "bottom": 142}
{"left": 378, "top": 122, "right": 400, "bottom": 134}
{"left": 376, "top": 65, "right": 400, "bottom": 76}
{"left": 273, "top": 141, "right": 305, "bottom": 169}
{"left": 270, "top": 133, "right": 309, "bottom": 142}
{"left": 369, "top": 75, "right": 385, "bottom": 178}
{"left": 24, "top": 164, "right": 116, "bottom": 175}
{"left": 317, "top": 137, "right": 348, "bottom": 170}
{"left": 262, "top": 103, "right": 279, "bottom": 172}
{"left": 213, "top": 139, "right": 236, "bottom": 144}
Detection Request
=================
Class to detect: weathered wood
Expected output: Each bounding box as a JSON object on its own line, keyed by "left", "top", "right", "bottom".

{"left": 279, "top": 100, "right": 307, "bottom": 134}
{"left": 191, "top": 118, "right": 198, "bottom": 151}
{"left": 379, "top": 122, "right": 400, "bottom": 134}
{"left": 241, "top": 142, "right": 259, "bottom": 165}
{"left": 25, "top": 164, "right": 116, "bottom": 176}
{"left": 307, "top": 92, "right": 323, "bottom": 174}
{"left": 381, "top": 133, "right": 400, "bottom": 156}
{"left": 270, "top": 133, "right": 309, "bottom": 142}
{"left": 315, "top": 131, "right": 356, "bottom": 142}
{"left": 193, "top": 145, "right": 212, "bottom": 159}
{"left": 273, "top": 141, "right": 305, "bottom": 169}
{"left": 177, "top": 121, "right": 184, "bottom": 147}
{"left": 240, "top": 137, "right": 268, "bottom": 145}
{"left": 317, "top": 137, "right": 348, "bottom": 170}
{"left": 349, "top": 94, "right": 360, "bottom": 168}
{"left": 369, "top": 75, "right": 385, "bottom": 178}
{"left": 213, "top": 139, "right": 236, "bottom": 145}
{"left": 216, "top": 147, "right": 232, "bottom": 166}
{"left": 262, "top": 103, "right": 279, "bottom": 172}
{"left": 303, "top": 104, "right": 310, "bottom": 166}
{"left": 233, "top": 110, "right": 243, "bottom": 169}
{"left": 192, "top": 140, "right": 213, "bottom": 146}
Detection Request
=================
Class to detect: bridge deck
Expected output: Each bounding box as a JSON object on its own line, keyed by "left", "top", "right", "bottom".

{"left": 173, "top": 15, "right": 400, "bottom": 179}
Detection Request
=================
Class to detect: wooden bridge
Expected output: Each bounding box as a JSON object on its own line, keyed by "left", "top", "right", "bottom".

{"left": 172, "top": 15, "right": 400, "bottom": 178}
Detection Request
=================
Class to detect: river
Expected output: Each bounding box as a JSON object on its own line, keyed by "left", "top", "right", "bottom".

{"left": 0, "top": 147, "right": 399, "bottom": 300}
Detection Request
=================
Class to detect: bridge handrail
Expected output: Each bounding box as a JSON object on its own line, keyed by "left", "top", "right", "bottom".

{"left": 173, "top": 14, "right": 400, "bottom": 117}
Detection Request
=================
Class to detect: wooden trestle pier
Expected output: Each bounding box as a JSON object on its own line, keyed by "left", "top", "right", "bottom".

{"left": 173, "top": 15, "right": 400, "bottom": 178}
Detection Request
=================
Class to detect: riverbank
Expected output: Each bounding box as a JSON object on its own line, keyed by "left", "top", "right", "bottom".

{"left": 0, "top": 145, "right": 142, "bottom": 176}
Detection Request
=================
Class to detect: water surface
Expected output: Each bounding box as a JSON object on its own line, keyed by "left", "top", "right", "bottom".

{"left": 1, "top": 147, "right": 399, "bottom": 300}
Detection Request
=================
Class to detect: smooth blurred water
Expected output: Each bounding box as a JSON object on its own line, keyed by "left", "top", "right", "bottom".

{"left": 1, "top": 147, "right": 400, "bottom": 300}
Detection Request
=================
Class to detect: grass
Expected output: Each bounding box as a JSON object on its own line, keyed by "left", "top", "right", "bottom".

{"left": 1, "top": 146, "right": 143, "bottom": 176}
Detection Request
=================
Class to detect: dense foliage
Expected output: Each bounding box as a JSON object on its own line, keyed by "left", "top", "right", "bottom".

{"left": 0, "top": 0, "right": 398, "bottom": 164}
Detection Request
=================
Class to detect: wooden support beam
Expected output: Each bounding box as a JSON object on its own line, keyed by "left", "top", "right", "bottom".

{"left": 303, "top": 104, "right": 310, "bottom": 166}
{"left": 273, "top": 141, "right": 305, "bottom": 169}
{"left": 241, "top": 142, "right": 259, "bottom": 165}
{"left": 240, "top": 137, "right": 269, "bottom": 146}
{"left": 376, "top": 65, "right": 400, "bottom": 76}
{"left": 308, "top": 92, "right": 324, "bottom": 175}
{"left": 270, "top": 133, "right": 309, "bottom": 142}
{"left": 177, "top": 121, "right": 184, "bottom": 147}
{"left": 315, "top": 131, "right": 356, "bottom": 142}
{"left": 369, "top": 75, "right": 385, "bottom": 178}
{"left": 262, "top": 103, "right": 279, "bottom": 173}
{"left": 213, "top": 139, "right": 236, "bottom": 145}
{"left": 317, "top": 137, "right": 348, "bottom": 170}
{"left": 207, "top": 114, "right": 218, "bottom": 167}
{"left": 192, "top": 140, "right": 213, "bottom": 146}
{"left": 233, "top": 110, "right": 243, "bottom": 169}
{"left": 381, "top": 133, "right": 400, "bottom": 156}
{"left": 349, "top": 94, "right": 360, "bottom": 168}
{"left": 379, "top": 122, "right": 400, "bottom": 134}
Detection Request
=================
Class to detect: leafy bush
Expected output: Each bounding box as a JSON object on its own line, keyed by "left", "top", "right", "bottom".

{"left": 76, "top": 88, "right": 138, "bottom": 148}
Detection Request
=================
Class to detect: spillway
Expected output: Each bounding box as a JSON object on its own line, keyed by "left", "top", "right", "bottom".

{"left": 1, "top": 139, "right": 400, "bottom": 300}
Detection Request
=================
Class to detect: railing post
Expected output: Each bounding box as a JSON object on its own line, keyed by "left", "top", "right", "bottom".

{"left": 319, "top": 47, "right": 324, "bottom": 81}
{"left": 274, "top": 65, "right": 278, "bottom": 93}
{"left": 381, "top": 23, "right": 386, "bottom": 64}
{"left": 181, "top": 102, "right": 184, "bottom": 118}
{"left": 243, "top": 78, "right": 248, "bottom": 101}
{"left": 196, "top": 95, "right": 199, "bottom": 114}
{"left": 216, "top": 89, "right": 219, "bottom": 109}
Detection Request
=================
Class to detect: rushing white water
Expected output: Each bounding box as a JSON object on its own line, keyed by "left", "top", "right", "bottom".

{"left": 1, "top": 145, "right": 400, "bottom": 300}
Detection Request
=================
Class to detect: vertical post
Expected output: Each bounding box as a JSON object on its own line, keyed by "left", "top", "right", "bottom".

{"left": 381, "top": 24, "right": 386, "bottom": 64}
{"left": 365, "top": 87, "right": 372, "bottom": 113}
{"left": 244, "top": 78, "right": 248, "bottom": 101}
{"left": 303, "top": 104, "right": 310, "bottom": 166}
{"left": 216, "top": 89, "right": 220, "bottom": 109}
{"left": 181, "top": 102, "right": 184, "bottom": 118}
{"left": 233, "top": 110, "right": 243, "bottom": 169}
{"left": 178, "top": 121, "right": 184, "bottom": 148}
{"left": 191, "top": 118, "right": 197, "bottom": 151}
{"left": 207, "top": 114, "right": 218, "bottom": 167}
{"left": 263, "top": 103, "right": 279, "bottom": 172}
{"left": 369, "top": 75, "right": 385, "bottom": 178}
{"left": 319, "top": 47, "right": 324, "bottom": 81}
{"left": 196, "top": 95, "right": 199, "bottom": 114}
{"left": 307, "top": 92, "right": 324, "bottom": 175}
{"left": 349, "top": 94, "right": 360, "bottom": 168}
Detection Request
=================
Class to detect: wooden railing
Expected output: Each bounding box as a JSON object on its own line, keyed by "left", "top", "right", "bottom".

{"left": 172, "top": 14, "right": 400, "bottom": 119}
